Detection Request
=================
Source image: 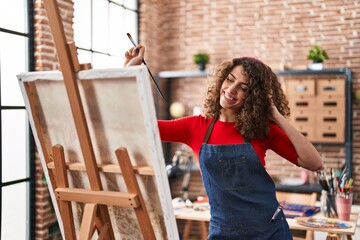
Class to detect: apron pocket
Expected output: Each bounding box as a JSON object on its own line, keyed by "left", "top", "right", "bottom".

{"left": 219, "top": 156, "right": 250, "bottom": 190}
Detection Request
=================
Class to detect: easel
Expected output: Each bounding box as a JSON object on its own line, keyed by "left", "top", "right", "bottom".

{"left": 43, "top": 0, "right": 156, "bottom": 239}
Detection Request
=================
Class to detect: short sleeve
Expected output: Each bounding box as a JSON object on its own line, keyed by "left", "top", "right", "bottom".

{"left": 268, "top": 123, "right": 298, "bottom": 165}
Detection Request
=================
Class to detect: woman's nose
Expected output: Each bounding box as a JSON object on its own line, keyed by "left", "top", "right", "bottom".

{"left": 228, "top": 83, "right": 237, "bottom": 94}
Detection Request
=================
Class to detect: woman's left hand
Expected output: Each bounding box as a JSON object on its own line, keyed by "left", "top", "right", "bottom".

{"left": 270, "top": 103, "right": 283, "bottom": 124}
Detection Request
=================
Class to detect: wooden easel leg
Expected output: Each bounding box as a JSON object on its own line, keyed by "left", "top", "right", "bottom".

{"left": 115, "top": 148, "right": 156, "bottom": 240}
{"left": 97, "top": 222, "right": 110, "bottom": 240}
{"left": 44, "top": 1, "right": 116, "bottom": 238}
{"left": 52, "top": 145, "right": 76, "bottom": 240}
{"left": 79, "top": 204, "right": 114, "bottom": 240}
{"left": 91, "top": 215, "right": 110, "bottom": 240}
{"left": 96, "top": 205, "right": 115, "bottom": 239}
{"left": 80, "top": 203, "right": 97, "bottom": 240}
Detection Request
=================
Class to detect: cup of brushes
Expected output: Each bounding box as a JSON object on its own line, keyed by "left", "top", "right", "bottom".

{"left": 317, "top": 168, "right": 354, "bottom": 220}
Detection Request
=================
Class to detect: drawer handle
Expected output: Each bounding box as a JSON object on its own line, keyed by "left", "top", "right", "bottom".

{"left": 323, "top": 86, "right": 336, "bottom": 91}
{"left": 295, "top": 117, "right": 308, "bottom": 122}
{"left": 323, "top": 102, "right": 337, "bottom": 107}
{"left": 296, "top": 102, "right": 309, "bottom": 106}
{"left": 295, "top": 86, "right": 307, "bottom": 92}
{"left": 323, "top": 133, "right": 336, "bottom": 138}
{"left": 323, "top": 117, "right": 337, "bottom": 122}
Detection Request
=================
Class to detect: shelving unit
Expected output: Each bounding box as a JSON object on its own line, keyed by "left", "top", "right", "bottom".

{"left": 276, "top": 68, "right": 353, "bottom": 178}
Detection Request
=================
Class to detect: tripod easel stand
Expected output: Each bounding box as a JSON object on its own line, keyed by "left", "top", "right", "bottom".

{"left": 41, "top": 0, "right": 156, "bottom": 239}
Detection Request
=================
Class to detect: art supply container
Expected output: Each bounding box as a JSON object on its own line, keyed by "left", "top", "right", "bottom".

{"left": 320, "top": 190, "right": 338, "bottom": 218}
{"left": 336, "top": 192, "right": 353, "bottom": 221}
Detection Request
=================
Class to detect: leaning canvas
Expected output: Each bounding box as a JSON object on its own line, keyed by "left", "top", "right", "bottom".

{"left": 17, "top": 65, "right": 178, "bottom": 239}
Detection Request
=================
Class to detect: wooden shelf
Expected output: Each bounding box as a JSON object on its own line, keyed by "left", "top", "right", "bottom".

{"left": 158, "top": 70, "right": 208, "bottom": 79}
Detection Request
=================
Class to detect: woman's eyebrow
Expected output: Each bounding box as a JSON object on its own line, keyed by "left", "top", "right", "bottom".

{"left": 229, "top": 72, "right": 248, "bottom": 86}
{"left": 229, "top": 72, "right": 236, "bottom": 79}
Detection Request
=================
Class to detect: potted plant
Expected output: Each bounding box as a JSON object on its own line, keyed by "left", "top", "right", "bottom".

{"left": 307, "top": 45, "right": 329, "bottom": 70}
{"left": 193, "top": 52, "right": 210, "bottom": 71}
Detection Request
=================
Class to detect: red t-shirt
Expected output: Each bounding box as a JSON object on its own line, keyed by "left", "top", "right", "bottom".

{"left": 158, "top": 115, "right": 298, "bottom": 167}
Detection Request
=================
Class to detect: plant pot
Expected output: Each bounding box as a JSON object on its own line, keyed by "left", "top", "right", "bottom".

{"left": 198, "top": 63, "right": 206, "bottom": 71}
{"left": 308, "top": 62, "right": 324, "bottom": 70}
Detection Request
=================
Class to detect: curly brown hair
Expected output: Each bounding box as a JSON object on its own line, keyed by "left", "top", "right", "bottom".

{"left": 203, "top": 57, "right": 290, "bottom": 141}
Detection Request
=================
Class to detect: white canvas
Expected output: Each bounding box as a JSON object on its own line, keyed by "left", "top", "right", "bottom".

{"left": 17, "top": 65, "right": 179, "bottom": 239}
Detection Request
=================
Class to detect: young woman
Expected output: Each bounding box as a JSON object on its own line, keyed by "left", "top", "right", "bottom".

{"left": 125, "top": 45, "right": 324, "bottom": 240}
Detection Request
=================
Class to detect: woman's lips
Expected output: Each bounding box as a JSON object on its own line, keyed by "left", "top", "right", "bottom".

{"left": 224, "top": 91, "right": 236, "bottom": 101}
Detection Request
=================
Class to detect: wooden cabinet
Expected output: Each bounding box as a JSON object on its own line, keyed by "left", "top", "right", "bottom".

{"left": 277, "top": 68, "right": 353, "bottom": 177}
{"left": 286, "top": 77, "right": 345, "bottom": 143}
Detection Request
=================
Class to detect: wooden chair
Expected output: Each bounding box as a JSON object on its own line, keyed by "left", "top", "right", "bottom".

{"left": 276, "top": 191, "right": 318, "bottom": 240}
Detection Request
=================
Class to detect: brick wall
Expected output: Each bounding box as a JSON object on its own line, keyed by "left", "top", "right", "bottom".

{"left": 33, "top": 0, "right": 360, "bottom": 238}
{"left": 138, "top": 0, "right": 168, "bottom": 118}
{"left": 34, "top": 0, "right": 74, "bottom": 239}
{"left": 139, "top": 0, "right": 360, "bottom": 203}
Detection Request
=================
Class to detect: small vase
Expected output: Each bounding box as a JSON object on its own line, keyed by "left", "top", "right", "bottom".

{"left": 198, "top": 63, "right": 206, "bottom": 71}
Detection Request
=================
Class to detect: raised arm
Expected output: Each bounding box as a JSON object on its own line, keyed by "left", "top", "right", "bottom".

{"left": 271, "top": 105, "right": 324, "bottom": 171}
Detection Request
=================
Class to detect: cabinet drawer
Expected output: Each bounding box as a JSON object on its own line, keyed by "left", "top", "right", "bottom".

{"left": 287, "top": 79, "right": 315, "bottom": 96}
{"left": 292, "top": 122, "right": 316, "bottom": 141}
{"left": 290, "top": 111, "right": 316, "bottom": 141}
{"left": 290, "top": 110, "right": 316, "bottom": 125}
{"left": 315, "top": 111, "right": 345, "bottom": 143}
{"left": 315, "top": 124, "right": 345, "bottom": 143}
{"left": 317, "top": 79, "right": 345, "bottom": 96}
{"left": 288, "top": 96, "right": 316, "bottom": 110}
{"left": 316, "top": 95, "right": 345, "bottom": 111}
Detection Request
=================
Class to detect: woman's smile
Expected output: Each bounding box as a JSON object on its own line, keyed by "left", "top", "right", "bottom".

{"left": 224, "top": 91, "right": 236, "bottom": 102}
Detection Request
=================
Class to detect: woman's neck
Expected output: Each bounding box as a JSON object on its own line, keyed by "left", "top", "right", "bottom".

{"left": 219, "top": 109, "right": 237, "bottom": 122}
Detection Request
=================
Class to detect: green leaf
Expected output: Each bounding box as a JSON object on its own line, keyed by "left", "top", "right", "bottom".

{"left": 307, "top": 45, "right": 329, "bottom": 63}
{"left": 193, "top": 52, "right": 210, "bottom": 64}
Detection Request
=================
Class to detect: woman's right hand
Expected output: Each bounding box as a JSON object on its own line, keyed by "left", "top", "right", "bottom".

{"left": 124, "top": 44, "right": 145, "bottom": 67}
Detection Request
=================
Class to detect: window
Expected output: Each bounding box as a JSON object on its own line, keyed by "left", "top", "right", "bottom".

{"left": 74, "top": 0, "right": 139, "bottom": 68}
{"left": 0, "top": 0, "right": 35, "bottom": 239}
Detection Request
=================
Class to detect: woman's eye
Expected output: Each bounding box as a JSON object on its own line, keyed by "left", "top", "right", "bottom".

{"left": 226, "top": 77, "right": 234, "bottom": 82}
{"left": 238, "top": 83, "right": 248, "bottom": 91}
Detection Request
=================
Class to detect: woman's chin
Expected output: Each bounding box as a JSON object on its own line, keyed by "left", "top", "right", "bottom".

{"left": 220, "top": 98, "right": 237, "bottom": 109}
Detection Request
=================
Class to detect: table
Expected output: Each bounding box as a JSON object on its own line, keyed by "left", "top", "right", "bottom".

{"left": 174, "top": 206, "right": 210, "bottom": 240}
{"left": 174, "top": 206, "right": 359, "bottom": 240}
{"left": 286, "top": 212, "right": 359, "bottom": 240}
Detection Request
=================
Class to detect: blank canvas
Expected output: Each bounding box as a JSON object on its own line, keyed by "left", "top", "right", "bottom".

{"left": 17, "top": 65, "right": 178, "bottom": 239}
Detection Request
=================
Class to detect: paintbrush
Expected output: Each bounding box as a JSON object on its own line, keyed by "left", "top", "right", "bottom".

{"left": 126, "top": 33, "right": 165, "bottom": 100}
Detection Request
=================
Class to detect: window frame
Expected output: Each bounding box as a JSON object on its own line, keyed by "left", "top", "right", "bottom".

{"left": 0, "top": 0, "right": 35, "bottom": 239}
{"left": 74, "top": 0, "right": 139, "bottom": 69}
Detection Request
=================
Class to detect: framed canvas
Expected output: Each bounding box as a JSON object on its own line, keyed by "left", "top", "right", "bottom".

{"left": 17, "top": 65, "right": 178, "bottom": 239}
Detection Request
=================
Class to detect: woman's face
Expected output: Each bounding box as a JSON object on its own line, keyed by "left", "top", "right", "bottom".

{"left": 219, "top": 65, "right": 249, "bottom": 111}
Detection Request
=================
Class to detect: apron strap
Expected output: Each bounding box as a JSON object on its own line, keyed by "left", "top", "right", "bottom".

{"left": 202, "top": 113, "right": 219, "bottom": 144}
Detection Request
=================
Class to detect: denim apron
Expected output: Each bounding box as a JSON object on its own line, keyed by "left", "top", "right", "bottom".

{"left": 199, "top": 116, "right": 293, "bottom": 240}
